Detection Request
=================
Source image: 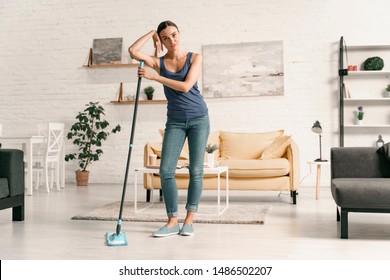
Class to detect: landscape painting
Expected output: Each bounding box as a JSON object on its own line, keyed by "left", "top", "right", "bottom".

{"left": 202, "top": 41, "right": 284, "bottom": 98}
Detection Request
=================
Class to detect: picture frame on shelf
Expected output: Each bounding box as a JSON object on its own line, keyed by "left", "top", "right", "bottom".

{"left": 92, "top": 37, "right": 123, "bottom": 65}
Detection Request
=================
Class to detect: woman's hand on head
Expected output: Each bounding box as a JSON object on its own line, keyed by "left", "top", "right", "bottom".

{"left": 152, "top": 31, "right": 163, "bottom": 53}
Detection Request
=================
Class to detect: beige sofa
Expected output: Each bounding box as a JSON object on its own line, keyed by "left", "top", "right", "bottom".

{"left": 144, "top": 129, "right": 300, "bottom": 204}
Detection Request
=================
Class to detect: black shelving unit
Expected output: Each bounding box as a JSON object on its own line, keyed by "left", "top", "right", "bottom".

{"left": 338, "top": 36, "right": 390, "bottom": 147}
{"left": 338, "top": 36, "right": 346, "bottom": 147}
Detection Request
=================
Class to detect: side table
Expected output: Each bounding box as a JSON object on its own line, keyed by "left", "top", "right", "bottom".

{"left": 301, "top": 161, "right": 330, "bottom": 199}
{"left": 133, "top": 165, "right": 229, "bottom": 215}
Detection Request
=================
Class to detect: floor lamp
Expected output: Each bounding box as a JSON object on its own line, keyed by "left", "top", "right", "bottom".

{"left": 311, "top": 120, "right": 328, "bottom": 162}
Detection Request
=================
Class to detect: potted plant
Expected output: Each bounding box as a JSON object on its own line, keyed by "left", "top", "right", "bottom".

{"left": 385, "top": 84, "right": 390, "bottom": 98}
{"left": 205, "top": 144, "right": 219, "bottom": 168}
{"left": 356, "top": 105, "right": 364, "bottom": 125}
{"left": 144, "top": 86, "right": 155, "bottom": 100}
{"left": 363, "top": 56, "right": 384, "bottom": 71}
{"left": 65, "top": 102, "right": 121, "bottom": 186}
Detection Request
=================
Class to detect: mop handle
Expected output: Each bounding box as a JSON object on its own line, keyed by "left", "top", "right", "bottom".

{"left": 116, "top": 60, "right": 144, "bottom": 235}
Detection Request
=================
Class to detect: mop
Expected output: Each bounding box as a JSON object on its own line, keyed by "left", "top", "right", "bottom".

{"left": 105, "top": 60, "right": 144, "bottom": 246}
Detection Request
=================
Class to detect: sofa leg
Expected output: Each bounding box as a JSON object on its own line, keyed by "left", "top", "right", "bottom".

{"left": 292, "top": 190, "right": 297, "bottom": 205}
{"left": 146, "top": 190, "right": 163, "bottom": 202}
{"left": 336, "top": 207, "right": 340, "bottom": 222}
{"left": 340, "top": 209, "right": 348, "bottom": 239}
{"left": 12, "top": 205, "right": 24, "bottom": 221}
{"left": 146, "top": 190, "right": 151, "bottom": 202}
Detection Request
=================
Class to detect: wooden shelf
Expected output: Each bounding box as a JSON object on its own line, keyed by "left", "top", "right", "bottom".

{"left": 82, "top": 63, "right": 139, "bottom": 68}
{"left": 347, "top": 44, "right": 390, "bottom": 50}
{"left": 111, "top": 100, "right": 167, "bottom": 104}
{"left": 347, "top": 70, "right": 390, "bottom": 76}
{"left": 344, "top": 98, "right": 390, "bottom": 101}
{"left": 344, "top": 125, "right": 390, "bottom": 128}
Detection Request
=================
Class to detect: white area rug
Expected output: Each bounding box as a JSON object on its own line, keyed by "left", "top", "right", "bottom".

{"left": 72, "top": 201, "right": 271, "bottom": 224}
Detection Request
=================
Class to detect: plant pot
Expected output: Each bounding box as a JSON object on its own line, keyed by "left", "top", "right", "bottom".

{"left": 357, "top": 119, "right": 363, "bottom": 125}
{"left": 146, "top": 94, "right": 153, "bottom": 100}
{"left": 75, "top": 170, "right": 89, "bottom": 186}
{"left": 207, "top": 153, "right": 215, "bottom": 168}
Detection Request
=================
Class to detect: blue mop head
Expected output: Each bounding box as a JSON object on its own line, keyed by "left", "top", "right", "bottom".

{"left": 105, "top": 232, "right": 128, "bottom": 246}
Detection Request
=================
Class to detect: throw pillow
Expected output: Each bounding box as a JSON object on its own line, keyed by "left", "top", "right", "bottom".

{"left": 260, "top": 135, "right": 292, "bottom": 160}
{"left": 377, "top": 142, "right": 390, "bottom": 162}
{"left": 220, "top": 130, "right": 284, "bottom": 159}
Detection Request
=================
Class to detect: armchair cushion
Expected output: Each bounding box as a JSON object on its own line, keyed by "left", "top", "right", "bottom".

{"left": 0, "top": 178, "right": 9, "bottom": 199}
{"left": 332, "top": 178, "right": 390, "bottom": 209}
{"left": 0, "top": 149, "right": 24, "bottom": 196}
{"left": 0, "top": 149, "right": 24, "bottom": 221}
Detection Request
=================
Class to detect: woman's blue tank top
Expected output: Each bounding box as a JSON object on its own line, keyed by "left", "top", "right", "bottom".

{"left": 159, "top": 52, "right": 208, "bottom": 121}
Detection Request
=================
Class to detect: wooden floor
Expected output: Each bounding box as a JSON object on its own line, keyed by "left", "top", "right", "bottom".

{"left": 1, "top": 183, "right": 390, "bottom": 260}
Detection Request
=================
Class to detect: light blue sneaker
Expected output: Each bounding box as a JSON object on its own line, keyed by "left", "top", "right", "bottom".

{"left": 180, "top": 224, "right": 194, "bottom": 236}
{"left": 153, "top": 224, "right": 180, "bottom": 237}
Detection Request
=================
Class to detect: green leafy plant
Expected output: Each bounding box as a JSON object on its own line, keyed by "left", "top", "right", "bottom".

{"left": 363, "top": 56, "right": 384, "bottom": 70}
{"left": 386, "top": 84, "right": 390, "bottom": 92}
{"left": 65, "top": 102, "right": 121, "bottom": 171}
{"left": 144, "top": 86, "right": 155, "bottom": 100}
{"left": 357, "top": 105, "right": 364, "bottom": 120}
{"left": 206, "top": 144, "right": 219, "bottom": 153}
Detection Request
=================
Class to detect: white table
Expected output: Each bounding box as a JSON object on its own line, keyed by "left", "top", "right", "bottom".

{"left": 0, "top": 135, "right": 65, "bottom": 195}
{"left": 134, "top": 165, "right": 229, "bottom": 215}
{"left": 301, "top": 160, "right": 330, "bottom": 199}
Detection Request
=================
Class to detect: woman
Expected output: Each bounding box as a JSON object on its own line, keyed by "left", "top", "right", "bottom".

{"left": 129, "top": 21, "right": 210, "bottom": 237}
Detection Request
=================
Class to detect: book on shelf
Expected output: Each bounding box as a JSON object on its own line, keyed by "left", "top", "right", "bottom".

{"left": 343, "top": 83, "right": 351, "bottom": 98}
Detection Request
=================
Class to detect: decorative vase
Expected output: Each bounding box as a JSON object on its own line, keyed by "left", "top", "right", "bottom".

{"left": 207, "top": 153, "right": 215, "bottom": 168}
{"left": 75, "top": 170, "right": 89, "bottom": 186}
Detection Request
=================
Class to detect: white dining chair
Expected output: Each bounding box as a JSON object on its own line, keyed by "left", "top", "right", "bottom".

{"left": 33, "top": 123, "right": 65, "bottom": 192}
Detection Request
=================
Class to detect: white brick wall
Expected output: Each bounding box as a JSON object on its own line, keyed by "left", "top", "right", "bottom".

{"left": 1, "top": 0, "right": 389, "bottom": 186}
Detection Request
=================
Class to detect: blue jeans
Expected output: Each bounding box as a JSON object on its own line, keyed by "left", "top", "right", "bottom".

{"left": 159, "top": 115, "right": 210, "bottom": 217}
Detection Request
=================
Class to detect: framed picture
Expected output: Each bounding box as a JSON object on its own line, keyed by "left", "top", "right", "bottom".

{"left": 92, "top": 38, "right": 123, "bottom": 65}
{"left": 202, "top": 41, "right": 284, "bottom": 98}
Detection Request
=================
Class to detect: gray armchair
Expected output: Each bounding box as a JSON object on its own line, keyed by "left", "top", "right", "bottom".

{"left": 0, "top": 149, "right": 25, "bottom": 221}
{"left": 331, "top": 147, "right": 390, "bottom": 238}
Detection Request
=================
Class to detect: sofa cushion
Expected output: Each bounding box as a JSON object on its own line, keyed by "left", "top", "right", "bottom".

{"left": 260, "top": 135, "right": 292, "bottom": 160}
{"left": 331, "top": 178, "right": 390, "bottom": 209}
{"left": 219, "top": 158, "right": 290, "bottom": 177}
{"left": 220, "top": 130, "right": 284, "bottom": 159}
{"left": 0, "top": 178, "right": 10, "bottom": 199}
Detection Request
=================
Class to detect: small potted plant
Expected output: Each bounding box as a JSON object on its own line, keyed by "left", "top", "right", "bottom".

{"left": 144, "top": 86, "right": 155, "bottom": 100}
{"left": 205, "top": 144, "right": 219, "bottom": 168}
{"left": 385, "top": 84, "right": 390, "bottom": 98}
{"left": 65, "top": 102, "right": 121, "bottom": 186}
{"left": 356, "top": 105, "right": 364, "bottom": 125}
